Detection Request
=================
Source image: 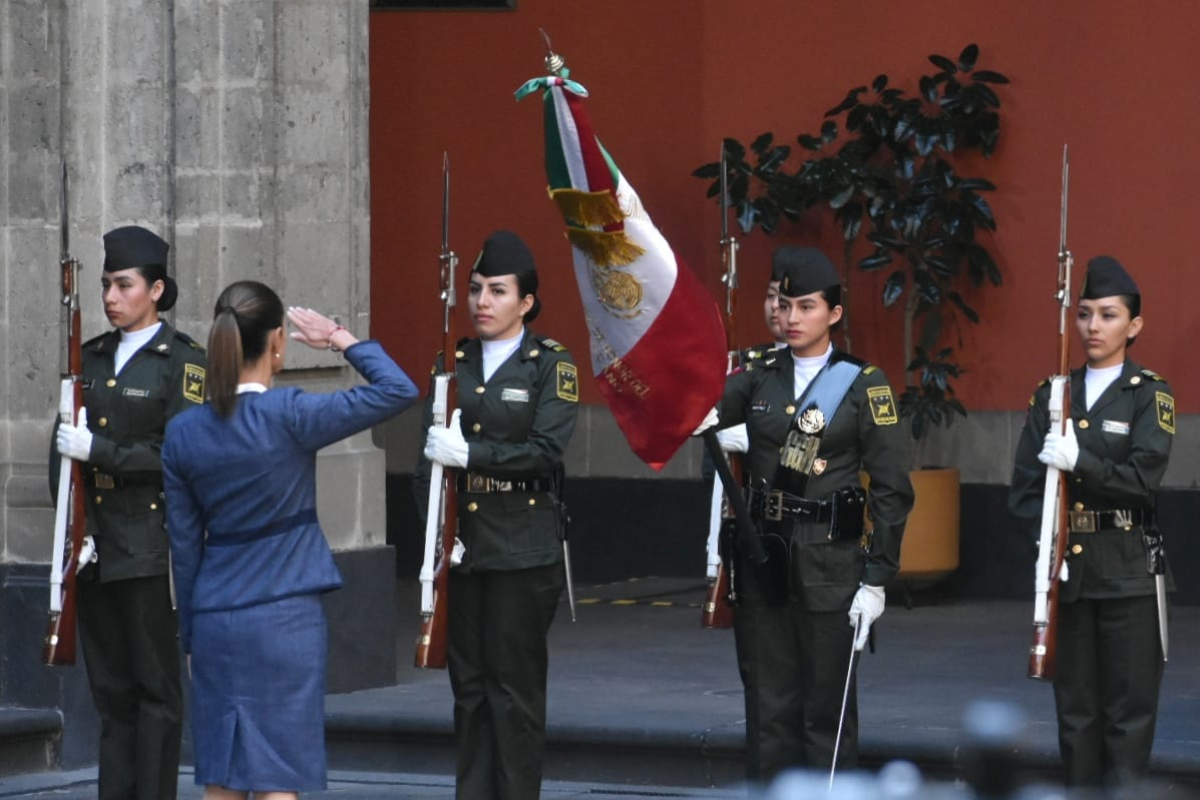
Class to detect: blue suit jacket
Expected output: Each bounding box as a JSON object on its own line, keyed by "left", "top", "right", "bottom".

{"left": 162, "top": 341, "right": 417, "bottom": 652}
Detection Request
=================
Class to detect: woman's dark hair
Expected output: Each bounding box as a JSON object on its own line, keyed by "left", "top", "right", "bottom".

{"left": 208, "top": 281, "right": 285, "bottom": 418}
{"left": 821, "top": 284, "right": 843, "bottom": 331}
{"left": 516, "top": 269, "right": 541, "bottom": 324}
{"left": 1117, "top": 294, "right": 1141, "bottom": 347}
{"left": 132, "top": 264, "right": 178, "bottom": 312}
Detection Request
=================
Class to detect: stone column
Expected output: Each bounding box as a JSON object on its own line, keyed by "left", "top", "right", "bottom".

{"left": 0, "top": 0, "right": 385, "bottom": 768}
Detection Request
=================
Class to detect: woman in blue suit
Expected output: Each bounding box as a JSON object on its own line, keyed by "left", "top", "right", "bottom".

{"left": 162, "top": 281, "right": 418, "bottom": 799}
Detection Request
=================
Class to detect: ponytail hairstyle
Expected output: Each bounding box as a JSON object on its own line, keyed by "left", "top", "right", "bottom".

{"left": 516, "top": 268, "right": 541, "bottom": 324}
{"left": 207, "top": 281, "right": 285, "bottom": 418}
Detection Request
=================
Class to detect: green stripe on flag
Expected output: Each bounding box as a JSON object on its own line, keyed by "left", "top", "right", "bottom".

{"left": 544, "top": 94, "right": 572, "bottom": 190}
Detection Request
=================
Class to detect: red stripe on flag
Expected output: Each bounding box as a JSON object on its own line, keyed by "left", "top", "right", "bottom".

{"left": 595, "top": 252, "right": 727, "bottom": 469}
{"left": 565, "top": 92, "right": 616, "bottom": 197}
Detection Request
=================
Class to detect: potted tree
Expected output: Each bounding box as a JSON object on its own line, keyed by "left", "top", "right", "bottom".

{"left": 696, "top": 44, "right": 1010, "bottom": 587}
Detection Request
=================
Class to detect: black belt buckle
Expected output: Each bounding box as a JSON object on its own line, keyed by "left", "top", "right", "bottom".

{"left": 765, "top": 490, "right": 784, "bottom": 522}
{"left": 466, "top": 473, "right": 491, "bottom": 493}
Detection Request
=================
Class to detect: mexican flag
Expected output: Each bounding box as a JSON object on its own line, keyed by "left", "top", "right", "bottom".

{"left": 516, "top": 72, "right": 726, "bottom": 469}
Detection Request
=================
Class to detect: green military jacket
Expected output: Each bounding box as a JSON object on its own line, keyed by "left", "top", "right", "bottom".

{"left": 417, "top": 329, "right": 579, "bottom": 573}
{"left": 718, "top": 349, "right": 914, "bottom": 609}
{"left": 80, "top": 322, "right": 207, "bottom": 582}
{"left": 1009, "top": 359, "right": 1174, "bottom": 601}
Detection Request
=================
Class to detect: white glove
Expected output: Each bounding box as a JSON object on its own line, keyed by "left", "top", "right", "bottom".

{"left": 56, "top": 408, "right": 93, "bottom": 462}
{"left": 424, "top": 408, "right": 469, "bottom": 469}
{"left": 848, "top": 584, "right": 885, "bottom": 652}
{"left": 1037, "top": 423, "right": 1079, "bottom": 472}
{"left": 692, "top": 407, "right": 720, "bottom": 436}
{"left": 716, "top": 423, "right": 749, "bottom": 453}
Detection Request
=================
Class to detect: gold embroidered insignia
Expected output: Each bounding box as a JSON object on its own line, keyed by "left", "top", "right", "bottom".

{"left": 863, "top": 365, "right": 879, "bottom": 376}
{"left": 184, "top": 364, "right": 206, "bottom": 404}
{"left": 556, "top": 362, "right": 579, "bottom": 402}
{"left": 1156, "top": 391, "right": 1175, "bottom": 434}
{"left": 867, "top": 386, "right": 898, "bottom": 425}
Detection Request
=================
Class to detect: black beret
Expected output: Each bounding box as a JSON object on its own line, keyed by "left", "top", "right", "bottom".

{"left": 775, "top": 246, "right": 839, "bottom": 298}
{"left": 1080, "top": 255, "right": 1139, "bottom": 300}
{"left": 103, "top": 225, "right": 169, "bottom": 273}
{"left": 472, "top": 230, "right": 536, "bottom": 278}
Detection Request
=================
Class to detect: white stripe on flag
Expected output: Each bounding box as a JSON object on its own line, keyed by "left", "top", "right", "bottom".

{"left": 553, "top": 88, "right": 589, "bottom": 191}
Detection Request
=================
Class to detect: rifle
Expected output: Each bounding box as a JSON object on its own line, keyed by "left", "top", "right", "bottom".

{"left": 1028, "top": 145, "right": 1073, "bottom": 681}
{"left": 415, "top": 153, "right": 459, "bottom": 670}
{"left": 44, "top": 162, "right": 94, "bottom": 666}
{"left": 702, "top": 142, "right": 739, "bottom": 630}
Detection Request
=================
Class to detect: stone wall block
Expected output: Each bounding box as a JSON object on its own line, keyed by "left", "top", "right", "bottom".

{"left": 219, "top": 171, "right": 264, "bottom": 222}
{"left": 281, "top": 166, "right": 349, "bottom": 224}
{"left": 278, "top": 1, "right": 350, "bottom": 90}
{"left": 173, "top": 171, "right": 220, "bottom": 224}
{"left": 174, "top": 85, "right": 220, "bottom": 169}
{"left": 277, "top": 86, "right": 350, "bottom": 167}
{"left": 173, "top": 0, "right": 220, "bottom": 86}
{"left": 223, "top": 0, "right": 272, "bottom": 82}
{"left": 5, "top": 323, "right": 58, "bottom": 419}
{"left": 8, "top": 227, "right": 59, "bottom": 325}
{"left": 221, "top": 86, "right": 267, "bottom": 170}
{"left": 10, "top": 0, "right": 56, "bottom": 82}
{"left": 7, "top": 84, "right": 58, "bottom": 221}
{"left": 316, "top": 430, "right": 387, "bottom": 550}
{"left": 104, "top": 0, "right": 168, "bottom": 85}
{"left": 170, "top": 223, "right": 225, "bottom": 326}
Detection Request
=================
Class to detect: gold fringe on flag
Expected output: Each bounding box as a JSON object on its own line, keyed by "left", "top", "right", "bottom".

{"left": 549, "top": 187, "right": 625, "bottom": 227}
{"left": 566, "top": 227, "right": 645, "bottom": 267}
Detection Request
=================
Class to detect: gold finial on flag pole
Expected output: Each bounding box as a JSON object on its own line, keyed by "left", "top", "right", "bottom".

{"left": 540, "top": 28, "right": 565, "bottom": 76}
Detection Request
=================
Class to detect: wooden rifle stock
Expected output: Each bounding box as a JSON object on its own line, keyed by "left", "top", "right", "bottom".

{"left": 1029, "top": 146, "right": 1073, "bottom": 681}
{"left": 415, "top": 153, "right": 458, "bottom": 669}
{"left": 44, "top": 169, "right": 87, "bottom": 666}
{"left": 702, "top": 142, "right": 740, "bottom": 630}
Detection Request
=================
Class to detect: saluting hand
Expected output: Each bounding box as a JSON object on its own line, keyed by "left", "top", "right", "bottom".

{"left": 56, "top": 407, "right": 94, "bottom": 462}
{"left": 286, "top": 306, "right": 358, "bottom": 352}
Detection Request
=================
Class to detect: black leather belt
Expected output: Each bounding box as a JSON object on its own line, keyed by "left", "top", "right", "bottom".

{"left": 458, "top": 473, "right": 550, "bottom": 494}
{"left": 1069, "top": 508, "right": 1145, "bottom": 533}
{"left": 751, "top": 488, "right": 833, "bottom": 524}
{"left": 87, "top": 472, "right": 159, "bottom": 491}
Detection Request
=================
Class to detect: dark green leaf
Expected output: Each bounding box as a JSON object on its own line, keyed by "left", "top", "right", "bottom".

{"left": 958, "top": 44, "right": 979, "bottom": 71}
{"left": 693, "top": 162, "right": 720, "bottom": 179}
{"left": 825, "top": 87, "right": 867, "bottom": 117}
{"left": 928, "top": 53, "right": 957, "bottom": 73}
{"left": 859, "top": 252, "right": 894, "bottom": 271}
{"left": 798, "top": 134, "right": 823, "bottom": 151}
{"left": 820, "top": 120, "right": 838, "bottom": 142}
{"left": 919, "top": 75, "right": 938, "bottom": 103}
{"left": 830, "top": 186, "right": 856, "bottom": 209}
{"left": 872, "top": 74, "right": 889, "bottom": 93}
{"left": 948, "top": 290, "right": 980, "bottom": 323}
{"left": 972, "top": 69, "right": 1010, "bottom": 85}
{"left": 751, "top": 132, "right": 774, "bottom": 154}
{"left": 722, "top": 137, "right": 746, "bottom": 161}
{"left": 882, "top": 270, "right": 906, "bottom": 306}
{"left": 958, "top": 178, "right": 996, "bottom": 192}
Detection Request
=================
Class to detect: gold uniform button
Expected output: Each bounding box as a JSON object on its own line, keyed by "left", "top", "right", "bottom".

{"left": 455, "top": 350, "right": 465, "bottom": 359}
{"left": 150, "top": 503, "right": 158, "bottom": 510}
{"left": 94, "top": 496, "right": 102, "bottom": 505}
{"left": 1077, "top": 419, "right": 1089, "bottom": 430}
{"left": 1074, "top": 502, "right": 1085, "bottom": 512}
{"left": 475, "top": 386, "right": 485, "bottom": 395}
{"left": 467, "top": 502, "right": 478, "bottom": 512}
{"left": 472, "top": 423, "right": 481, "bottom": 433}
{"left": 529, "top": 349, "right": 540, "bottom": 358}
{"left": 106, "top": 379, "right": 116, "bottom": 388}
{"left": 98, "top": 417, "right": 108, "bottom": 427}
{"left": 528, "top": 498, "right": 537, "bottom": 506}
{"left": 1071, "top": 544, "right": 1083, "bottom": 555}
{"left": 785, "top": 405, "right": 796, "bottom": 415}
{"left": 1130, "top": 375, "right": 1142, "bottom": 385}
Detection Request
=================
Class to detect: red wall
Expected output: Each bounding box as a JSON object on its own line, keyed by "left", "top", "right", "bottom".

{"left": 370, "top": 1, "right": 1197, "bottom": 411}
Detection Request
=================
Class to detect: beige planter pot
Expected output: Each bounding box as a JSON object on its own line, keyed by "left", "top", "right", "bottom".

{"left": 896, "top": 467, "right": 961, "bottom": 582}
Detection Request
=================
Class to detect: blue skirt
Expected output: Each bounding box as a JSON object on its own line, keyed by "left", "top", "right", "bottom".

{"left": 190, "top": 594, "right": 327, "bottom": 791}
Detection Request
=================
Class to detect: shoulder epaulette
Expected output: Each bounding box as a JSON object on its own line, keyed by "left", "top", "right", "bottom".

{"left": 537, "top": 336, "right": 568, "bottom": 353}
{"left": 173, "top": 329, "right": 205, "bottom": 353}
{"left": 83, "top": 331, "right": 110, "bottom": 349}
{"left": 862, "top": 365, "right": 878, "bottom": 376}
{"left": 1140, "top": 368, "right": 1165, "bottom": 382}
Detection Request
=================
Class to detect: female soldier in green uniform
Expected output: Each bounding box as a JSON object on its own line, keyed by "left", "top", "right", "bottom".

{"left": 707, "top": 246, "right": 913, "bottom": 781}
{"left": 55, "top": 226, "right": 206, "bottom": 800}
{"left": 417, "top": 230, "right": 579, "bottom": 800}
{"left": 1010, "top": 256, "right": 1173, "bottom": 787}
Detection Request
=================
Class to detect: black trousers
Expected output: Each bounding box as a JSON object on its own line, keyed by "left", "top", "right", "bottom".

{"left": 734, "top": 591, "right": 857, "bottom": 782}
{"left": 77, "top": 574, "right": 182, "bottom": 800}
{"left": 1054, "top": 594, "right": 1164, "bottom": 787}
{"left": 447, "top": 563, "right": 565, "bottom": 800}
